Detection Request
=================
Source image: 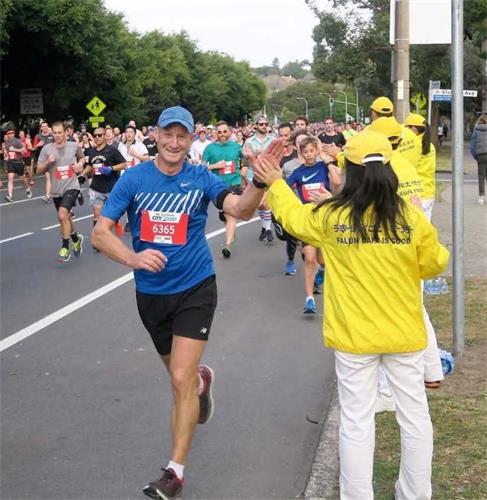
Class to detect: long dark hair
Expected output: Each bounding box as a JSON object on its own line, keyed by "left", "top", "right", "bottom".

{"left": 413, "top": 124, "right": 432, "bottom": 155}
{"left": 314, "top": 160, "right": 407, "bottom": 240}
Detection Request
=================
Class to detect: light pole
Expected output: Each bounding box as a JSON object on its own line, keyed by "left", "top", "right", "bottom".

{"left": 334, "top": 90, "right": 348, "bottom": 122}
{"left": 319, "top": 92, "right": 334, "bottom": 119}
{"left": 353, "top": 86, "right": 360, "bottom": 121}
{"left": 296, "top": 97, "right": 309, "bottom": 120}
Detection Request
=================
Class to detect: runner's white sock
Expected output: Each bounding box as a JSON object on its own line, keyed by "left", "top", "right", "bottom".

{"left": 262, "top": 210, "right": 272, "bottom": 230}
{"left": 167, "top": 461, "right": 184, "bottom": 479}
{"left": 306, "top": 295, "right": 314, "bottom": 302}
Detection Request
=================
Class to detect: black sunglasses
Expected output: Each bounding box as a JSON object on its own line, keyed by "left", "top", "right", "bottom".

{"left": 257, "top": 122, "right": 269, "bottom": 126}
{"left": 93, "top": 133, "right": 104, "bottom": 137}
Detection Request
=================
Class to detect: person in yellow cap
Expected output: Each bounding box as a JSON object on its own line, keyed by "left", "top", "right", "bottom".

{"left": 254, "top": 130, "right": 448, "bottom": 500}
{"left": 367, "top": 116, "right": 446, "bottom": 400}
{"left": 369, "top": 96, "right": 421, "bottom": 168}
{"left": 404, "top": 113, "right": 437, "bottom": 219}
{"left": 368, "top": 117, "right": 424, "bottom": 201}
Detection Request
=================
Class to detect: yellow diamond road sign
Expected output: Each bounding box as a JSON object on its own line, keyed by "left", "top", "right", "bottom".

{"left": 411, "top": 92, "right": 427, "bottom": 110}
{"left": 86, "top": 96, "right": 106, "bottom": 116}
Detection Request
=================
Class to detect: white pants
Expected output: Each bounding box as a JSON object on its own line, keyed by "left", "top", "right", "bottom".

{"left": 421, "top": 198, "right": 435, "bottom": 221}
{"left": 336, "top": 350, "right": 433, "bottom": 500}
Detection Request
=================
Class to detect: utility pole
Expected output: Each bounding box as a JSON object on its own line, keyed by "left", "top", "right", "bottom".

{"left": 393, "top": 0, "right": 410, "bottom": 122}
{"left": 451, "top": 0, "right": 464, "bottom": 358}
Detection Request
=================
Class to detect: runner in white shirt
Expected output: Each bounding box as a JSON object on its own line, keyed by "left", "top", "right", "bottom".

{"left": 121, "top": 126, "right": 149, "bottom": 168}
{"left": 189, "top": 130, "right": 212, "bottom": 164}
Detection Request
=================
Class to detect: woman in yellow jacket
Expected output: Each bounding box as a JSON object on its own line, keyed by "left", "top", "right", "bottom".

{"left": 404, "top": 113, "right": 437, "bottom": 220}
{"left": 255, "top": 130, "right": 449, "bottom": 500}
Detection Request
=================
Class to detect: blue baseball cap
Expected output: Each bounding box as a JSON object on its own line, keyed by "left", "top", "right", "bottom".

{"left": 157, "top": 106, "right": 194, "bottom": 133}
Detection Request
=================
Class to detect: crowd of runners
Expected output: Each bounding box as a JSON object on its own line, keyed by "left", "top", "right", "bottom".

{"left": 2, "top": 97, "right": 450, "bottom": 500}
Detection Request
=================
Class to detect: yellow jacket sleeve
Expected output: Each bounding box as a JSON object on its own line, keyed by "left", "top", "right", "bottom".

{"left": 417, "top": 142, "right": 436, "bottom": 199}
{"left": 415, "top": 210, "right": 449, "bottom": 279}
{"left": 267, "top": 179, "right": 325, "bottom": 248}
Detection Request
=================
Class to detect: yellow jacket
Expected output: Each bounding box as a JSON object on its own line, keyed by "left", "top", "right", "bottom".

{"left": 397, "top": 125, "right": 421, "bottom": 168}
{"left": 268, "top": 179, "right": 449, "bottom": 354}
{"left": 414, "top": 135, "right": 436, "bottom": 199}
{"left": 391, "top": 151, "right": 425, "bottom": 201}
{"left": 335, "top": 150, "right": 423, "bottom": 202}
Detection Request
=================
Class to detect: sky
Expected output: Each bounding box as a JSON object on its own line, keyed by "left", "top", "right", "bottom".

{"left": 103, "top": 0, "right": 320, "bottom": 68}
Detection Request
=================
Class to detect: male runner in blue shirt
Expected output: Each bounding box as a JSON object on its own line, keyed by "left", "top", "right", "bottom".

{"left": 92, "top": 106, "right": 283, "bottom": 499}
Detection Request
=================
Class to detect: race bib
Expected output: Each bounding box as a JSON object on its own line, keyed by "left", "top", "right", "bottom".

{"left": 93, "top": 163, "right": 105, "bottom": 175}
{"left": 140, "top": 210, "right": 189, "bottom": 245}
{"left": 302, "top": 182, "right": 326, "bottom": 202}
{"left": 219, "top": 161, "right": 236, "bottom": 175}
{"left": 55, "top": 165, "right": 75, "bottom": 180}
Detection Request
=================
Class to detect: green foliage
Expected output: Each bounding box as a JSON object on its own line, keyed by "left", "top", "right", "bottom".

{"left": 267, "top": 81, "right": 358, "bottom": 123}
{"left": 307, "top": 0, "right": 486, "bottom": 114}
{"left": 1, "top": 1, "right": 265, "bottom": 127}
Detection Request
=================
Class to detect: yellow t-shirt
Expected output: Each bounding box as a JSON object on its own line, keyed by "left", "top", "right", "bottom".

{"left": 414, "top": 135, "right": 436, "bottom": 199}
{"left": 267, "top": 179, "right": 449, "bottom": 354}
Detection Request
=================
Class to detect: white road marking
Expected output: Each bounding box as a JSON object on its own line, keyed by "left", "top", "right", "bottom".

{"left": 0, "top": 274, "right": 133, "bottom": 352}
{"left": 42, "top": 214, "right": 93, "bottom": 231}
{"left": 0, "top": 185, "right": 25, "bottom": 192}
{"left": 0, "top": 188, "right": 88, "bottom": 207}
{"left": 0, "top": 194, "right": 46, "bottom": 206}
{"left": 0, "top": 232, "right": 35, "bottom": 244}
{"left": 0, "top": 217, "right": 259, "bottom": 352}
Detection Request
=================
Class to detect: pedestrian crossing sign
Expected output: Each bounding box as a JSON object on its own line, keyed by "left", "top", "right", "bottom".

{"left": 86, "top": 96, "right": 106, "bottom": 116}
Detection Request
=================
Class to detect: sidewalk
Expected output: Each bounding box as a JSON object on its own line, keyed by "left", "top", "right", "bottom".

{"left": 304, "top": 176, "right": 487, "bottom": 499}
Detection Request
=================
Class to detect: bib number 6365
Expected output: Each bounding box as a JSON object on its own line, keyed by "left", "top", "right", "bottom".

{"left": 140, "top": 210, "right": 188, "bottom": 245}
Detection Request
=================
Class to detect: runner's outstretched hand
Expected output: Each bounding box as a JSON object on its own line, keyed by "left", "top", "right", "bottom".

{"left": 254, "top": 157, "right": 282, "bottom": 187}
{"left": 262, "top": 137, "right": 286, "bottom": 163}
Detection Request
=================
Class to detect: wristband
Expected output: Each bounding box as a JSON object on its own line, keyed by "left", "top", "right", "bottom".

{"left": 252, "top": 178, "right": 267, "bottom": 189}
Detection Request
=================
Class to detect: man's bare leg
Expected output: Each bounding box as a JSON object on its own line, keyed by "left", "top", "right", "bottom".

{"left": 160, "top": 336, "right": 206, "bottom": 465}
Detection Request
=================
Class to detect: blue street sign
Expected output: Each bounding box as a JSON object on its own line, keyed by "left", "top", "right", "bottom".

{"left": 433, "top": 95, "right": 452, "bottom": 102}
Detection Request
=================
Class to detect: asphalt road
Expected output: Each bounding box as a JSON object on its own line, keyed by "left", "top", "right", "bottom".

{"left": 1, "top": 178, "right": 336, "bottom": 499}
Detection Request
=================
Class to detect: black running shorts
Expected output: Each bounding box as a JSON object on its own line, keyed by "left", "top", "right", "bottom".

{"left": 6, "top": 161, "right": 25, "bottom": 176}
{"left": 53, "top": 189, "right": 79, "bottom": 212}
{"left": 136, "top": 275, "right": 218, "bottom": 356}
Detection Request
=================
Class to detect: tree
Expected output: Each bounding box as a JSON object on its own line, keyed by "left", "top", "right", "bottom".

{"left": 306, "top": 0, "right": 486, "bottom": 120}
{"left": 0, "top": 1, "right": 266, "bottom": 127}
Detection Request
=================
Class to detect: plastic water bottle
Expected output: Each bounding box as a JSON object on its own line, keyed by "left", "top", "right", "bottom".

{"left": 424, "top": 279, "right": 434, "bottom": 295}
{"left": 440, "top": 277, "right": 449, "bottom": 294}
{"left": 439, "top": 349, "right": 455, "bottom": 376}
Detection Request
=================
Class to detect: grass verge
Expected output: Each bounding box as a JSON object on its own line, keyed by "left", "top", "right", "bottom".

{"left": 373, "top": 278, "right": 487, "bottom": 499}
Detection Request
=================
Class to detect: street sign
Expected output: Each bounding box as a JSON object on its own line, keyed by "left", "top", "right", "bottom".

{"left": 433, "top": 94, "right": 452, "bottom": 102}
{"left": 432, "top": 89, "right": 478, "bottom": 97}
{"left": 429, "top": 80, "right": 441, "bottom": 89}
{"left": 89, "top": 116, "right": 104, "bottom": 123}
{"left": 411, "top": 92, "right": 427, "bottom": 109}
{"left": 86, "top": 96, "right": 106, "bottom": 116}
{"left": 20, "top": 88, "right": 43, "bottom": 115}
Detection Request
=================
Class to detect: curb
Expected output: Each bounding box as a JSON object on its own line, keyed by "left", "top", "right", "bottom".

{"left": 304, "top": 385, "right": 340, "bottom": 499}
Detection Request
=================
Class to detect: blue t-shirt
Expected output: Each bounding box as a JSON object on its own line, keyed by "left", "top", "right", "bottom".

{"left": 286, "top": 161, "right": 330, "bottom": 204}
{"left": 102, "top": 160, "right": 228, "bottom": 295}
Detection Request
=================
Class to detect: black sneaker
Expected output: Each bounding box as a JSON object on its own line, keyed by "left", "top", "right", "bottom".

{"left": 265, "top": 229, "right": 274, "bottom": 243}
{"left": 4, "top": 195, "right": 13, "bottom": 202}
{"left": 258, "top": 228, "right": 266, "bottom": 241}
{"left": 222, "top": 247, "right": 231, "bottom": 258}
{"left": 143, "top": 468, "right": 183, "bottom": 499}
{"left": 197, "top": 365, "right": 215, "bottom": 424}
